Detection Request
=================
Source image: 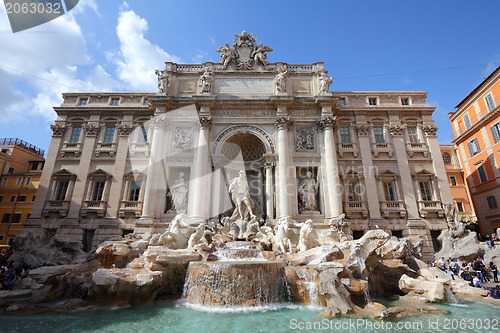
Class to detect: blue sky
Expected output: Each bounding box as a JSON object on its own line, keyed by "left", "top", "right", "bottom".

{"left": 0, "top": 0, "right": 499, "bottom": 153}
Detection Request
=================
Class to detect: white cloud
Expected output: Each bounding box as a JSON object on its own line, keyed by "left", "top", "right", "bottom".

{"left": 110, "top": 3, "right": 181, "bottom": 91}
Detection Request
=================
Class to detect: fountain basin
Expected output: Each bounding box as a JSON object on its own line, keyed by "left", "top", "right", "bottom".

{"left": 182, "top": 261, "right": 290, "bottom": 307}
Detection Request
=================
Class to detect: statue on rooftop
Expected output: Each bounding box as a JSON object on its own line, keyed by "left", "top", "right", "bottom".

{"left": 319, "top": 69, "right": 333, "bottom": 95}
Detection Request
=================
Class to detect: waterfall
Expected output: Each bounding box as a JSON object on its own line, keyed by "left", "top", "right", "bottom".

{"left": 181, "top": 242, "right": 291, "bottom": 308}
{"left": 296, "top": 268, "right": 320, "bottom": 307}
{"left": 444, "top": 286, "right": 467, "bottom": 307}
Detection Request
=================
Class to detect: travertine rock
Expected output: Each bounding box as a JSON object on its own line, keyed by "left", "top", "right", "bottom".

{"left": 398, "top": 274, "right": 445, "bottom": 302}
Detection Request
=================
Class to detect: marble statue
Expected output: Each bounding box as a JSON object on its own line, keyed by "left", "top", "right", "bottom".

{"left": 274, "top": 68, "right": 287, "bottom": 94}
{"left": 298, "top": 171, "right": 320, "bottom": 212}
{"left": 172, "top": 129, "right": 192, "bottom": 150}
{"left": 252, "top": 42, "right": 273, "bottom": 67}
{"left": 444, "top": 202, "right": 459, "bottom": 230}
{"left": 188, "top": 222, "right": 212, "bottom": 248}
{"left": 297, "top": 219, "right": 319, "bottom": 252}
{"left": 318, "top": 69, "right": 332, "bottom": 94}
{"left": 159, "top": 214, "right": 193, "bottom": 249}
{"left": 272, "top": 217, "right": 294, "bottom": 254}
{"left": 170, "top": 172, "right": 188, "bottom": 214}
{"left": 228, "top": 170, "right": 256, "bottom": 221}
{"left": 155, "top": 70, "right": 169, "bottom": 94}
{"left": 329, "top": 213, "right": 353, "bottom": 242}
{"left": 199, "top": 69, "right": 213, "bottom": 93}
{"left": 216, "top": 42, "right": 236, "bottom": 69}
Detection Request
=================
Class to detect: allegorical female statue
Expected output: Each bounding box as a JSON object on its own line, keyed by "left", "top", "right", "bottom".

{"left": 298, "top": 171, "right": 320, "bottom": 212}
{"left": 170, "top": 172, "right": 188, "bottom": 213}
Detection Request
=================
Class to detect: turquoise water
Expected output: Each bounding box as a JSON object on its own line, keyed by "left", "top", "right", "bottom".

{"left": 0, "top": 299, "right": 499, "bottom": 333}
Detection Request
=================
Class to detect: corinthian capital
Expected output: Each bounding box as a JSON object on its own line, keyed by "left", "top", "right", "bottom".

{"left": 50, "top": 124, "right": 66, "bottom": 137}
{"left": 388, "top": 124, "right": 405, "bottom": 137}
{"left": 422, "top": 125, "right": 439, "bottom": 137}
{"left": 199, "top": 116, "right": 212, "bottom": 129}
{"left": 317, "top": 116, "right": 336, "bottom": 131}
{"left": 83, "top": 124, "right": 99, "bottom": 136}
{"left": 274, "top": 116, "right": 294, "bottom": 130}
{"left": 355, "top": 125, "right": 370, "bottom": 137}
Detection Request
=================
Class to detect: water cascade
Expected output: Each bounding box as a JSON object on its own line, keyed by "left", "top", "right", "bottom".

{"left": 295, "top": 267, "right": 320, "bottom": 307}
{"left": 181, "top": 242, "right": 291, "bottom": 307}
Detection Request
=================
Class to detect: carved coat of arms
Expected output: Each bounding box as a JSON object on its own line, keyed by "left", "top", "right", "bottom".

{"left": 216, "top": 30, "right": 273, "bottom": 70}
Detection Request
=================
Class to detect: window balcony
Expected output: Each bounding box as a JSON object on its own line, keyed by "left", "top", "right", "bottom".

{"left": 118, "top": 201, "right": 143, "bottom": 217}
{"left": 380, "top": 200, "right": 406, "bottom": 218}
{"left": 418, "top": 200, "right": 444, "bottom": 218}
{"left": 60, "top": 142, "right": 82, "bottom": 157}
{"left": 43, "top": 200, "right": 70, "bottom": 217}
{"left": 406, "top": 142, "right": 429, "bottom": 157}
{"left": 337, "top": 143, "right": 358, "bottom": 158}
{"left": 343, "top": 201, "right": 368, "bottom": 218}
{"left": 81, "top": 200, "right": 107, "bottom": 217}
{"left": 129, "top": 142, "right": 150, "bottom": 157}
{"left": 371, "top": 142, "right": 393, "bottom": 157}
{"left": 95, "top": 142, "right": 117, "bottom": 158}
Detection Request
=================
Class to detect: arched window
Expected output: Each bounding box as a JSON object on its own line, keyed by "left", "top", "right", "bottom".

{"left": 442, "top": 152, "right": 451, "bottom": 165}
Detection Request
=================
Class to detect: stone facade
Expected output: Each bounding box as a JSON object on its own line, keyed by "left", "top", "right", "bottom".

{"left": 26, "top": 32, "right": 452, "bottom": 259}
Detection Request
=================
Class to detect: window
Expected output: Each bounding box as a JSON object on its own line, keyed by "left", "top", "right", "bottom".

{"left": 138, "top": 125, "right": 148, "bottom": 143}
{"left": 340, "top": 126, "right": 351, "bottom": 143}
{"left": 11, "top": 213, "right": 21, "bottom": 223}
{"left": 456, "top": 202, "right": 464, "bottom": 213}
{"left": 419, "top": 181, "right": 433, "bottom": 201}
{"left": 103, "top": 126, "right": 115, "bottom": 143}
{"left": 487, "top": 196, "right": 498, "bottom": 209}
{"left": 129, "top": 182, "right": 141, "bottom": 201}
{"left": 1, "top": 213, "right": 11, "bottom": 224}
{"left": 8, "top": 167, "right": 13, "bottom": 174}
{"left": 407, "top": 126, "right": 419, "bottom": 143}
{"left": 25, "top": 177, "right": 31, "bottom": 186}
{"left": 477, "top": 164, "right": 488, "bottom": 183}
{"left": 19, "top": 195, "right": 26, "bottom": 202}
{"left": 368, "top": 97, "right": 378, "bottom": 106}
{"left": 79, "top": 98, "right": 88, "bottom": 106}
{"left": 54, "top": 180, "right": 69, "bottom": 201}
{"left": 92, "top": 181, "right": 106, "bottom": 201}
{"left": 32, "top": 195, "right": 36, "bottom": 202}
{"left": 338, "top": 97, "right": 346, "bottom": 106}
{"left": 383, "top": 181, "right": 397, "bottom": 201}
{"left": 111, "top": 98, "right": 120, "bottom": 106}
{"left": 345, "top": 180, "right": 361, "bottom": 202}
{"left": 468, "top": 138, "right": 480, "bottom": 156}
{"left": 9, "top": 195, "right": 16, "bottom": 202}
{"left": 374, "top": 126, "right": 385, "bottom": 143}
{"left": 463, "top": 114, "right": 472, "bottom": 130}
{"left": 491, "top": 122, "right": 500, "bottom": 143}
{"left": 442, "top": 152, "right": 452, "bottom": 165}
{"left": 69, "top": 126, "right": 81, "bottom": 143}
{"left": 401, "top": 98, "right": 410, "bottom": 105}
{"left": 449, "top": 176, "right": 457, "bottom": 186}
{"left": 144, "top": 99, "right": 150, "bottom": 106}
{"left": 485, "top": 93, "right": 496, "bottom": 112}
{"left": 1, "top": 178, "right": 7, "bottom": 186}
{"left": 30, "top": 162, "right": 39, "bottom": 170}
{"left": 15, "top": 177, "right": 22, "bottom": 186}
{"left": 0, "top": 195, "right": 3, "bottom": 202}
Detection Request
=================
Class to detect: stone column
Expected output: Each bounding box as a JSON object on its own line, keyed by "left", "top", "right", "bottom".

{"left": 319, "top": 117, "right": 342, "bottom": 218}
{"left": 188, "top": 116, "right": 212, "bottom": 223}
{"left": 67, "top": 122, "right": 99, "bottom": 220}
{"left": 141, "top": 117, "right": 166, "bottom": 221}
{"left": 424, "top": 125, "right": 453, "bottom": 204}
{"left": 107, "top": 122, "right": 135, "bottom": 219}
{"left": 27, "top": 123, "right": 66, "bottom": 223}
{"left": 275, "top": 117, "right": 293, "bottom": 218}
{"left": 355, "top": 124, "right": 382, "bottom": 219}
{"left": 389, "top": 124, "right": 420, "bottom": 219}
{"left": 264, "top": 161, "right": 275, "bottom": 220}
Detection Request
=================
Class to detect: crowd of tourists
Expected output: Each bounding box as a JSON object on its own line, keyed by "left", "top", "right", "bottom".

{"left": 0, "top": 250, "right": 28, "bottom": 291}
{"left": 429, "top": 255, "right": 500, "bottom": 299}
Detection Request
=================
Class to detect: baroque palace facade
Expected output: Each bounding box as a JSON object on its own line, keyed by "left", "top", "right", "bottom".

{"left": 26, "top": 32, "right": 452, "bottom": 257}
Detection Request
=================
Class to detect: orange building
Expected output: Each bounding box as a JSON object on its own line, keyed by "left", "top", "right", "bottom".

{"left": 449, "top": 66, "right": 500, "bottom": 234}
{"left": 440, "top": 145, "right": 476, "bottom": 222}
{"left": 0, "top": 138, "right": 45, "bottom": 245}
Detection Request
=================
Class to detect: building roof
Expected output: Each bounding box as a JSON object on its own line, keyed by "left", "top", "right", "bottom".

{"left": 455, "top": 66, "right": 500, "bottom": 109}
{"left": 0, "top": 138, "right": 45, "bottom": 157}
